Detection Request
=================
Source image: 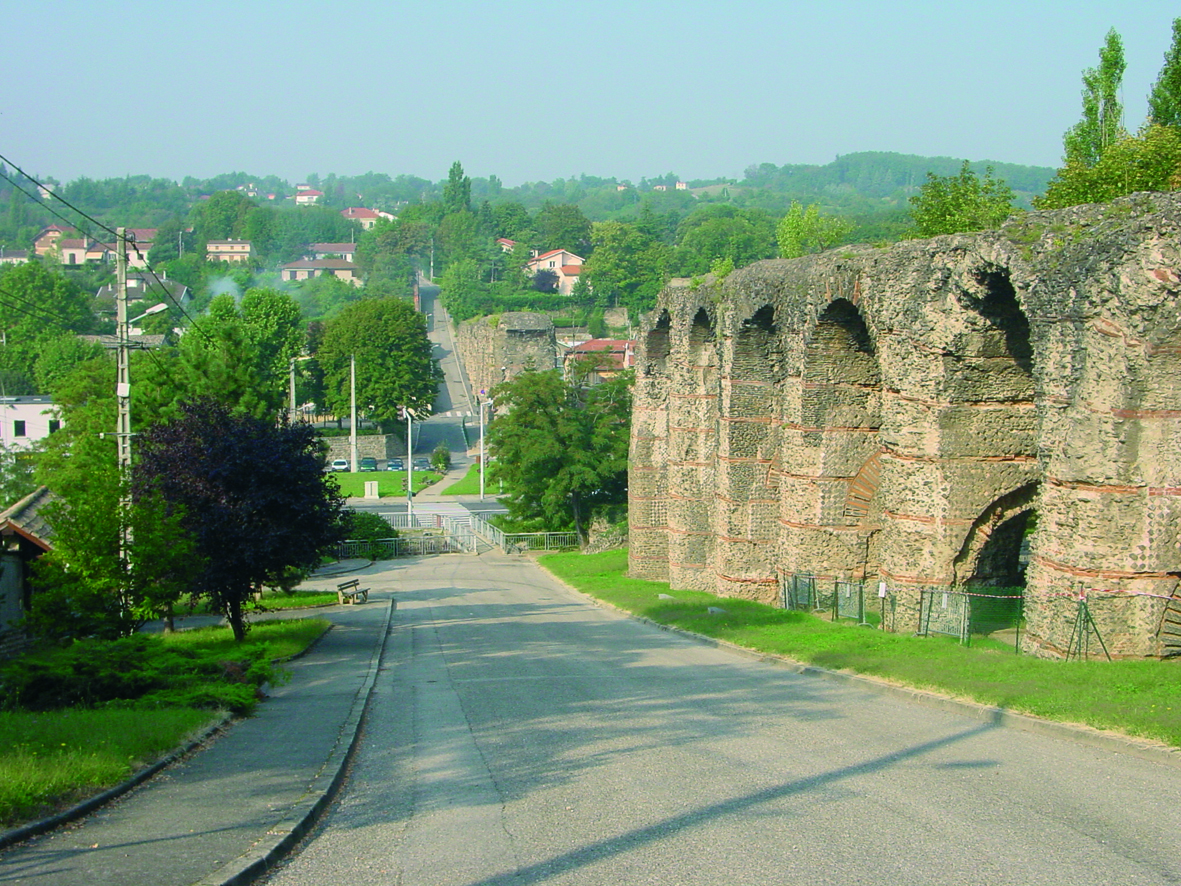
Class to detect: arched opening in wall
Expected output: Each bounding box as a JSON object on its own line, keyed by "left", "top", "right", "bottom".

{"left": 689, "top": 307, "right": 715, "bottom": 357}
{"left": 953, "top": 483, "right": 1039, "bottom": 638}
{"left": 976, "top": 268, "right": 1033, "bottom": 375}
{"left": 798, "top": 298, "right": 882, "bottom": 527}
{"left": 1158, "top": 578, "right": 1181, "bottom": 658}
{"left": 645, "top": 310, "right": 671, "bottom": 376}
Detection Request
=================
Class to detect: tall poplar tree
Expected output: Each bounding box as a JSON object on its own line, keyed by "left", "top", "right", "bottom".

{"left": 1063, "top": 29, "right": 1127, "bottom": 167}
{"left": 1149, "top": 17, "right": 1181, "bottom": 128}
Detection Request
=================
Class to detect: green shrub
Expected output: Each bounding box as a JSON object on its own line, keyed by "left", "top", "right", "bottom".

{"left": 0, "top": 635, "right": 274, "bottom": 715}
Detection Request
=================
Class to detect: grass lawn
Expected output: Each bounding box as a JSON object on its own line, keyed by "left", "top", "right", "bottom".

{"left": 329, "top": 470, "right": 439, "bottom": 498}
{"left": 443, "top": 463, "right": 482, "bottom": 495}
{"left": 246, "top": 590, "right": 339, "bottom": 611}
{"left": 538, "top": 549, "right": 1181, "bottom": 749}
{"left": 0, "top": 618, "right": 330, "bottom": 829}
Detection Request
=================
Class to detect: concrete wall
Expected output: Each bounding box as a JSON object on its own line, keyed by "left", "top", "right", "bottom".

{"left": 630, "top": 193, "right": 1181, "bottom": 658}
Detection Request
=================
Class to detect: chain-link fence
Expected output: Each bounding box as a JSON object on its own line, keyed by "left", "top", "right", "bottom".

{"left": 780, "top": 573, "right": 1022, "bottom": 646}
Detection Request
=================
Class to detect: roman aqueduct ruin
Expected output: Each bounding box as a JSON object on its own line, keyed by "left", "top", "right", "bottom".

{"left": 628, "top": 192, "right": 1181, "bottom": 658}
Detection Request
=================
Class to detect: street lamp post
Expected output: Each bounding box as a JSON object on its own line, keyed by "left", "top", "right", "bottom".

{"left": 478, "top": 390, "right": 487, "bottom": 502}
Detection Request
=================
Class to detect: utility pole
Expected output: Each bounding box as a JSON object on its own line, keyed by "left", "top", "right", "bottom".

{"left": 349, "top": 354, "right": 358, "bottom": 473}
{"left": 116, "top": 228, "right": 132, "bottom": 473}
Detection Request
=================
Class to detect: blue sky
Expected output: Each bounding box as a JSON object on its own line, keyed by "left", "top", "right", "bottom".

{"left": 3, "top": 1, "right": 1179, "bottom": 187}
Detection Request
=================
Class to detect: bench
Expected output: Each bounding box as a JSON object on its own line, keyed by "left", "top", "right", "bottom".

{"left": 337, "top": 578, "right": 369, "bottom": 605}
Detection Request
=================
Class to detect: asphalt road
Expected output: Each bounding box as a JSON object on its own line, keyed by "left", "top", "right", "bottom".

{"left": 261, "top": 554, "right": 1181, "bottom": 886}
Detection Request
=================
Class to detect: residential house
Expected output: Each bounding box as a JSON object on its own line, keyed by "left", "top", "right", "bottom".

{"left": 280, "top": 258, "right": 361, "bottom": 286}
{"left": 311, "top": 242, "right": 357, "bottom": 263}
{"left": 57, "top": 238, "right": 90, "bottom": 265}
{"left": 94, "top": 271, "right": 190, "bottom": 320}
{"left": 563, "top": 339, "right": 636, "bottom": 385}
{"left": 205, "top": 239, "right": 254, "bottom": 263}
{"left": 0, "top": 396, "right": 60, "bottom": 452}
{"left": 341, "top": 207, "right": 395, "bottom": 229}
{"left": 33, "top": 225, "right": 74, "bottom": 257}
{"left": 0, "top": 250, "right": 27, "bottom": 265}
{"left": 525, "top": 249, "right": 584, "bottom": 295}
{"left": 0, "top": 486, "right": 55, "bottom": 656}
{"left": 295, "top": 188, "right": 324, "bottom": 206}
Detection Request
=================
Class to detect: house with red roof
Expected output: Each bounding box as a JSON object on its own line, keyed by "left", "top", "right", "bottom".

{"left": 525, "top": 248, "right": 584, "bottom": 295}
{"left": 563, "top": 339, "right": 636, "bottom": 385}
{"left": 341, "top": 207, "right": 395, "bottom": 229}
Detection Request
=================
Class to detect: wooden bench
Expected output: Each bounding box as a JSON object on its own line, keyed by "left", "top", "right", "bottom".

{"left": 337, "top": 578, "right": 369, "bottom": 605}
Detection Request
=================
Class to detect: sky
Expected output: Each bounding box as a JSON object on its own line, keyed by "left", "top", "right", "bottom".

{"left": 3, "top": 1, "right": 1179, "bottom": 188}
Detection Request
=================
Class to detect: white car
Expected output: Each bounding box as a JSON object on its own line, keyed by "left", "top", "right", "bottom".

{"left": 330, "top": 459, "right": 350, "bottom": 472}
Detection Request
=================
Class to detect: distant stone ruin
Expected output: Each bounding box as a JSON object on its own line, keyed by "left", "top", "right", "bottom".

{"left": 629, "top": 193, "right": 1181, "bottom": 658}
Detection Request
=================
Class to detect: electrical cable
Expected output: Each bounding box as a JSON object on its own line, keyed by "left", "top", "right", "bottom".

{"left": 0, "top": 154, "right": 215, "bottom": 343}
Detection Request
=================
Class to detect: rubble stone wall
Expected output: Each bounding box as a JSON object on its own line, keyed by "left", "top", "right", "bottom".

{"left": 454, "top": 312, "right": 558, "bottom": 399}
{"left": 629, "top": 193, "right": 1181, "bottom": 658}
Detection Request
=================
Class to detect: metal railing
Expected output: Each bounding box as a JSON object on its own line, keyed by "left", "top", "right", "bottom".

{"left": 470, "top": 513, "right": 579, "bottom": 553}
{"left": 336, "top": 536, "right": 466, "bottom": 559}
{"left": 918, "top": 588, "right": 1024, "bottom": 649}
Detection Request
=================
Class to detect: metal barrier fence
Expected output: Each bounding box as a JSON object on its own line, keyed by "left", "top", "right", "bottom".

{"left": 336, "top": 535, "right": 466, "bottom": 559}
{"left": 469, "top": 513, "right": 578, "bottom": 553}
{"left": 781, "top": 574, "right": 870, "bottom": 625}
{"left": 919, "top": 588, "right": 1024, "bottom": 649}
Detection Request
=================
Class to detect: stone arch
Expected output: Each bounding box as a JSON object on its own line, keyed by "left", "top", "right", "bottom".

{"left": 799, "top": 298, "right": 882, "bottom": 525}
{"left": 644, "top": 309, "right": 672, "bottom": 377}
{"left": 714, "top": 304, "right": 782, "bottom": 601}
{"left": 779, "top": 297, "right": 882, "bottom": 581}
{"left": 952, "top": 482, "right": 1039, "bottom": 588}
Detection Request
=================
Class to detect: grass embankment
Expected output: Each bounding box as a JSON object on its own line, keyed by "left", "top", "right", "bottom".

{"left": 0, "top": 618, "right": 330, "bottom": 828}
{"left": 443, "top": 463, "right": 482, "bottom": 495}
{"left": 538, "top": 550, "right": 1181, "bottom": 749}
{"left": 329, "top": 471, "right": 439, "bottom": 498}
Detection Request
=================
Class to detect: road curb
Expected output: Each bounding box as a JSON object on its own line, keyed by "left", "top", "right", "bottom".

{"left": 192, "top": 596, "right": 396, "bottom": 886}
{"left": 540, "top": 567, "right": 1181, "bottom": 770}
{"left": 0, "top": 714, "right": 233, "bottom": 853}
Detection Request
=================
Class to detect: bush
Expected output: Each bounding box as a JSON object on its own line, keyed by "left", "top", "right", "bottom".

{"left": 0, "top": 635, "right": 274, "bottom": 715}
{"left": 431, "top": 442, "right": 451, "bottom": 472}
{"left": 343, "top": 510, "right": 398, "bottom": 542}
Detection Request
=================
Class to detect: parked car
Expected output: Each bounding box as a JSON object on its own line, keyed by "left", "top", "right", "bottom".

{"left": 387, "top": 458, "right": 404, "bottom": 471}
{"left": 359, "top": 457, "right": 378, "bottom": 472}
{"left": 330, "top": 459, "right": 350, "bottom": 472}
{"left": 413, "top": 458, "right": 431, "bottom": 471}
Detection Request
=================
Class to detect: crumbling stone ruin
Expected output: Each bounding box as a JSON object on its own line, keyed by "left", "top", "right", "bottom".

{"left": 454, "top": 312, "right": 558, "bottom": 397}
{"left": 629, "top": 193, "right": 1181, "bottom": 658}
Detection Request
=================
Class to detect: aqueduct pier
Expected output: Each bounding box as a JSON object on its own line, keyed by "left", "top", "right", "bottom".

{"left": 628, "top": 192, "right": 1181, "bottom": 658}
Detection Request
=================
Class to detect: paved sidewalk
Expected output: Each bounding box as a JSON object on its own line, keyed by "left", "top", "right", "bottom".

{"left": 0, "top": 566, "right": 399, "bottom": 886}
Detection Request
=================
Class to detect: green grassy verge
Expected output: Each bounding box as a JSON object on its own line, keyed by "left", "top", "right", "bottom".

{"left": 329, "top": 471, "right": 439, "bottom": 498}
{"left": 537, "top": 549, "right": 1181, "bottom": 748}
{"left": 0, "top": 618, "right": 330, "bottom": 828}
{"left": 443, "top": 463, "right": 483, "bottom": 495}
{"left": 247, "top": 591, "right": 339, "bottom": 611}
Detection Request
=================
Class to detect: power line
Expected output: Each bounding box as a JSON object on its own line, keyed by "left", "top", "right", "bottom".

{"left": 0, "top": 154, "right": 214, "bottom": 344}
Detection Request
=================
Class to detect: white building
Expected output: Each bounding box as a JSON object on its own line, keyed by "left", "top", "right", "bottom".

{"left": 0, "top": 397, "right": 59, "bottom": 451}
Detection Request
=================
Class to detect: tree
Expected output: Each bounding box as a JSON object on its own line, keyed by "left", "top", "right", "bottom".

{"left": 486, "top": 369, "right": 631, "bottom": 543}
{"left": 908, "top": 162, "right": 1017, "bottom": 236}
{"left": 534, "top": 203, "right": 592, "bottom": 254}
{"left": 443, "top": 161, "right": 471, "bottom": 216}
{"left": 0, "top": 441, "right": 35, "bottom": 510}
{"left": 1149, "top": 18, "right": 1181, "bottom": 128}
{"left": 239, "top": 287, "right": 304, "bottom": 387}
{"left": 1035, "top": 123, "right": 1181, "bottom": 209}
{"left": 580, "top": 221, "right": 670, "bottom": 316}
{"left": 1064, "top": 28, "right": 1127, "bottom": 167}
{"left": 0, "top": 261, "right": 97, "bottom": 393}
{"left": 672, "top": 205, "right": 777, "bottom": 275}
{"left": 136, "top": 303, "right": 285, "bottom": 425}
{"left": 134, "top": 398, "right": 346, "bottom": 641}
{"left": 776, "top": 201, "right": 854, "bottom": 257}
{"left": 318, "top": 297, "right": 439, "bottom": 430}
